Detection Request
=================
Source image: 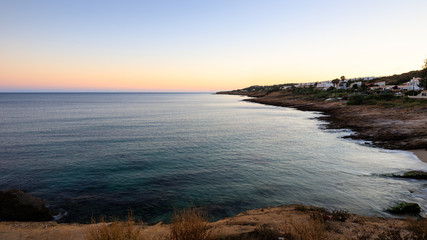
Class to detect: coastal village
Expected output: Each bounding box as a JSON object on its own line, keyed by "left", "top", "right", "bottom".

{"left": 294, "top": 76, "right": 426, "bottom": 97}
{"left": 219, "top": 68, "right": 427, "bottom": 149}
{"left": 241, "top": 74, "right": 427, "bottom": 99}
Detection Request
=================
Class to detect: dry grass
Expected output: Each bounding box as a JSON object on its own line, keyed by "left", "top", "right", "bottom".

{"left": 284, "top": 218, "right": 328, "bottom": 240}
{"left": 85, "top": 212, "right": 142, "bottom": 240}
{"left": 406, "top": 218, "right": 427, "bottom": 240}
{"left": 170, "top": 207, "right": 212, "bottom": 240}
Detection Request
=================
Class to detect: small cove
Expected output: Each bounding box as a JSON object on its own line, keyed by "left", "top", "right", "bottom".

{"left": 0, "top": 92, "right": 426, "bottom": 223}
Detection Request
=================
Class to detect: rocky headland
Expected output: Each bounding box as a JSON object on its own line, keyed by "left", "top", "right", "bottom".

{"left": 0, "top": 189, "right": 53, "bottom": 222}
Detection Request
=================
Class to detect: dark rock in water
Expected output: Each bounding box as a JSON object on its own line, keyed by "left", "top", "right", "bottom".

{"left": 392, "top": 170, "right": 427, "bottom": 180}
{"left": 0, "top": 189, "right": 53, "bottom": 221}
{"left": 387, "top": 202, "right": 421, "bottom": 215}
{"left": 402, "top": 171, "right": 427, "bottom": 180}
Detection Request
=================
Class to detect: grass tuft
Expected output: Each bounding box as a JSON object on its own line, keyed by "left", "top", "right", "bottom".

{"left": 85, "top": 212, "right": 142, "bottom": 240}
{"left": 286, "top": 218, "right": 328, "bottom": 240}
{"left": 170, "top": 207, "right": 212, "bottom": 240}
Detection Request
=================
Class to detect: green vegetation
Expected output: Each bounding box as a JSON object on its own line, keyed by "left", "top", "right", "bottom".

{"left": 242, "top": 83, "right": 295, "bottom": 93}
{"left": 231, "top": 58, "right": 427, "bottom": 109}
{"left": 347, "top": 93, "right": 395, "bottom": 105}
{"left": 397, "top": 170, "right": 427, "bottom": 180}
{"left": 294, "top": 204, "right": 309, "bottom": 212}
{"left": 284, "top": 85, "right": 427, "bottom": 107}
{"left": 347, "top": 94, "right": 427, "bottom": 107}
{"left": 387, "top": 202, "right": 421, "bottom": 215}
{"left": 373, "top": 70, "right": 423, "bottom": 85}
{"left": 289, "top": 86, "right": 351, "bottom": 101}
{"left": 419, "top": 58, "right": 427, "bottom": 89}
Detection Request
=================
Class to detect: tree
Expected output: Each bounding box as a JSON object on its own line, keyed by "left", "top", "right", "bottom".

{"left": 340, "top": 76, "right": 346, "bottom": 81}
{"left": 418, "top": 58, "right": 427, "bottom": 90}
{"left": 332, "top": 78, "right": 340, "bottom": 87}
{"left": 419, "top": 78, "right": 427, "bottom": 90}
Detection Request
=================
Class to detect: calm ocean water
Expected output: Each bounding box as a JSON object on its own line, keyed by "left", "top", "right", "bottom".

{"left": 0, "top": 93, "right": 426, "bottom": 223}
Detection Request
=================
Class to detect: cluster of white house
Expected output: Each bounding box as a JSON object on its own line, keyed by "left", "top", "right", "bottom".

{"left": 291, "top": 77, "right": 424, "bottom": 91}
{"left": 287, "top": 77, "right": 427, "bottom": 98}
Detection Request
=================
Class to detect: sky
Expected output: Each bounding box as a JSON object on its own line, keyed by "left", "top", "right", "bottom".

{"left": 1, "top": 0, "right": 427, "bottom": 92}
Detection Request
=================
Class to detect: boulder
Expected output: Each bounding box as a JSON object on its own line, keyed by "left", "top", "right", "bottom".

{"left": 401, "top": 170, "right": 427, "bottom": 180}
{"left": 387, "top": 202, "right": 421, "bottom": 215}
{"left": 391, "top": 170, "right": 427, "bottom": 180}
{"left": 0, "top": 189, "right": 53, "bottom": 221}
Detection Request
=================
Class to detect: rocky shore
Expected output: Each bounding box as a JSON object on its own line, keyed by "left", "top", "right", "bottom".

{"left": 1, "top": 205, "right": 425, "bottom": 240}
{"left": 217, "top": 90, "right": 427, "bottom": 158}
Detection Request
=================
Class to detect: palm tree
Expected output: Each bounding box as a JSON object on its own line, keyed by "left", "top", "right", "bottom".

{"left": 418, "top": 58, "right": 427, "bottom": 90}
{"left": 332, "top": 79, "right": 340, "bottom": 88}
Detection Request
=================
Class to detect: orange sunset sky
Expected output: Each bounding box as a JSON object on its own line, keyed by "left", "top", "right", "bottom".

{"left": 1, "top": 0, "right": 427, "bottom": 92}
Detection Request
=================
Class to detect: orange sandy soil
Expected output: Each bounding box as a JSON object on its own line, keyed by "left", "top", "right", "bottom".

{"left": 411, "top": 149, "right": 427, "bottom": 163}
{"left": 0, "top": 205, "right": 423, "bottom": 240}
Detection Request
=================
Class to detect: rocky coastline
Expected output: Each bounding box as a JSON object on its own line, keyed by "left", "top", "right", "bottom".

{"left": 217, "top": 90, "right": 427, "bottom": 155}
{"left": 1, "top": 91, "right": 427, "bottom": 239}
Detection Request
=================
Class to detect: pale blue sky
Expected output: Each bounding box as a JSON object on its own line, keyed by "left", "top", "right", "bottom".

{"left": 1, "top": 0, "right": 426, "bottom": 91}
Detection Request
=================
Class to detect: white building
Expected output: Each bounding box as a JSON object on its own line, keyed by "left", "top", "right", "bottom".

{"left": 316, "top": 81, "right": 334, "bottom": 90}
{"left": 337, "top": 81, "right": 347, "bottom": 90}
{"left": 373, "top": 81, "right": 386, "bottom": 87}
{"left": 402, "top": 77, "right": 422, "bottom": 91}
{"left": 350, "top": 81, "right": 362, "bottom": 88}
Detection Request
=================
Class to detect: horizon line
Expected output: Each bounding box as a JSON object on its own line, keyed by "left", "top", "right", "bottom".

{"left": 0, "top": 90, "right": 217, "bottom": 93}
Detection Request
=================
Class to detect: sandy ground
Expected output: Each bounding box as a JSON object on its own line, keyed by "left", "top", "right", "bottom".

{"left": 0, "top": 222, "right": 87, "bottom": 240}
{"left": 0, "top": 205, "right": 421, "bottom": 240}
{"left": 0, "top": 221, "right": 169, "bottom": 240}
{"left": 411, "top": 149, "right": 427, "bottom": 163}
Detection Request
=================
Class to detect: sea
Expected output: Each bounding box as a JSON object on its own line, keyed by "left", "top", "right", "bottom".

{"left": 0, "top": 92, "right": 426, "bottom": 223}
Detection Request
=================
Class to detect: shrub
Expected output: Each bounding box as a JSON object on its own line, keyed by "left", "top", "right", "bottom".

{"left": 294, "top": 204, "right": 309, "bottom": 212}
{"left": 331, "top": 210, "right": 350, "bottom": 222}
{"left": 377, "top": 93, "right": 395, "bottom": 101}
{"left": 405, "top": 90, "right": 421, "bottom": 96}
{"left": 347, "top": 95, "right": 366, "bottom": 105}
{"left": 170, "top": 208, "right": 212, "bottom": 240}
{"left": 86, "top": 213, "right": 142, "bottom": 240}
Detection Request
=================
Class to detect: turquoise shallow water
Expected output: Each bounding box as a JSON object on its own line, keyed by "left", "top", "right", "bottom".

{"left": 0, "top": 93, "right": 426, "bottom": 223}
